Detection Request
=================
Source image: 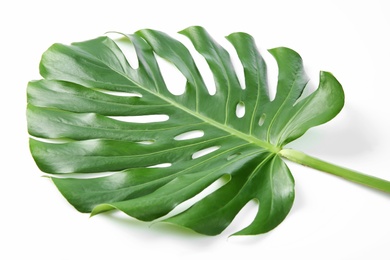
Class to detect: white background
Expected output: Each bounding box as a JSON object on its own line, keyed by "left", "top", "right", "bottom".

{"left": 1, "top": 0, "right": 390, "bottom": 259}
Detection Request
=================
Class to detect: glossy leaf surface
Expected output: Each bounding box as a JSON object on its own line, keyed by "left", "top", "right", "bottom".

{"left": 27, "top": 26, "right": 344, "bottom": 235}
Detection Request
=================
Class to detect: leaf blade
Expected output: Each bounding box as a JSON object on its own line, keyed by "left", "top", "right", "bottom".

{"left": 27, "top": 26, "right": 346, "bottom": 236}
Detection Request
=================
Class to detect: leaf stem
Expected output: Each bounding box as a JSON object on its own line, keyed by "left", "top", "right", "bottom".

{"left": 279, "top": 149, "right": 390, "bottom": 194}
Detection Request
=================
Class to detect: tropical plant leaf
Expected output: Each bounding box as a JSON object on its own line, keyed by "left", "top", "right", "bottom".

{"left": 27, "top": 26, "right": 390, "bottom": 236}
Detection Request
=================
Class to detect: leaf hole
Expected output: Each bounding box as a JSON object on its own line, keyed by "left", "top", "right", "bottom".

{"left": 147, "top": 163, "right": 172, "bottom": 168}
{"left": 174, "top": 130, "right": 204, "bottom": 141}
{"left": 258, "top": 113, "right": 266, "bottom": 126}
{"left": 155, "top": 55, "right": 186, "bottom": 96}
{"left": 223, "top": 40, "right": 246, "bottom": 89}
{"left": 235, "top": 101, "right": 245, "bottom": 118}
{"left": 225, "top": 199, "right": 259, "bottom": 235}
{"left": 136, "top": 140, "right": 155, "bottom": 145}
{"left": 29, "top": 136, "right": 74, "bottom": 144}
{"left": 107, "top": 114, "right": 169, "bottom": 123}
{"left": 227, "top": 152, "right": 242, "bottom": 161}
{"left": 264, "top": 51, "right": 278, "bottom": 101}
{"left": 45, "top": 171, "right": 117, "bottom": 179}
{"left": 94, "top": 89, "right": 142, "bottom": 97}
{"left": 157, "top": 174, "right": 231, "bottom": 220}
{"left": 191, "top": 146, "right": 220, "bottom": 160}
{"left": 178, "top": 34, "right": 216, "bottom": 95}
{"left": 114, "top": 37, "right": 139, "bottom": 70}
{"left": 293, "top": 67, "right": 317, "bottom": 106}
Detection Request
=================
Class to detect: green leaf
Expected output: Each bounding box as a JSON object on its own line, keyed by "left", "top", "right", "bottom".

{"left": 27, "top": 26, "right": 390, "bottom": 236}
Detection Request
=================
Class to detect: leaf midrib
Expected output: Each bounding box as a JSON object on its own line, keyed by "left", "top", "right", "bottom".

{"left": 72, "top": 45, "right": 280, "bottom": 153}
{"left": 117, "top": 143, "right": 255, "bottom": 193}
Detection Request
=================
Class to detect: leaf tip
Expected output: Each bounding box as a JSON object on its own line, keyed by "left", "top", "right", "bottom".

{"left": 178, "top": 25, "right": 207, "bottom": 37}
{"left": 90, "top": 203, "right": 116, "bottom": 217}
{"left": 225, "top": 31, "right": 252, "bottom": 39}
{"left": 267, "top": 46, "right": 302, "bottom": 59}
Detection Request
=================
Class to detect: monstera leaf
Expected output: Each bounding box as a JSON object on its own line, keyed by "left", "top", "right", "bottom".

{"left": 27, "top": 26, "right": 390, "bottom": 236}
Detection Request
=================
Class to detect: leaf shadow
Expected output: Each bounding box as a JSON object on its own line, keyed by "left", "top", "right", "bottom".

{"left": 287, "top": 106, "right": 373, "bottom": 158}
{"left": 95, "top": 211, "right": 219, "bottom": 246}
{"left": 93, "top": 209, "right": 282, "bottom": 245}
{"left": 226, "top": 231, "right": 273, "bottom": 245}
{"left": 289, "top": 179, "right": 306, "bottom": 213}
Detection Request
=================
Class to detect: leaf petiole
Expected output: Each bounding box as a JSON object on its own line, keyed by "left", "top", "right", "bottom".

{"left": 279, "top": 149, "right": 390, "bottom": 194}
